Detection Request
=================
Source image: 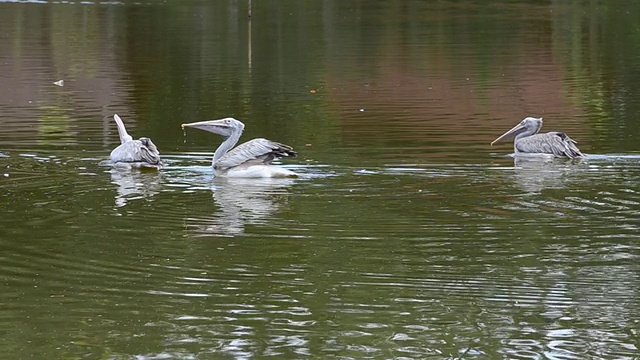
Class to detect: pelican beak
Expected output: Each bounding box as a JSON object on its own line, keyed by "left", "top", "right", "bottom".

{"left": 182, "top": 119, "right": 227, "bottom": 131}
{"left": 182, "top": 119, "right": 238, "bottom": 138}
{"left": 491, "top": 123, "right": 527, "bottom": 145}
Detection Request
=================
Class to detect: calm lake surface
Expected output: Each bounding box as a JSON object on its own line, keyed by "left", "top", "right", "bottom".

{"left": 1, "top": 1, "right": 640, "bottom": 359}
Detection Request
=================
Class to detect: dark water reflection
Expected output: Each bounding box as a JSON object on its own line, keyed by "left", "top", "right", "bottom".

{"left": 2, "top": 0, "right": 640, "bottom": 359}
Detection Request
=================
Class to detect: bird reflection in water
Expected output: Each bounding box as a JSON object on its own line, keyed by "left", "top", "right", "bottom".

{"left": 187, "top": 177, "right": 295, "bottom": 236}
{"left": 508, "top": 156, "right": 586, "bottom": 193}
{"left": 110, "top": 168, "right": 162, "bottom": 207}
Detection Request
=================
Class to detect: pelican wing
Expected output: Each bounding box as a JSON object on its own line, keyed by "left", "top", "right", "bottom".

{"left": 138, "top": 137, "right": 162, "bottom": 165}
{"left": 516, "top": 132, "right": 583, "bottom": 158}
{"left": 216, "top": 138, "right": 296, "bottom": 170}
{"left": 110, "top": 138, "right": 162, "bottom": 165}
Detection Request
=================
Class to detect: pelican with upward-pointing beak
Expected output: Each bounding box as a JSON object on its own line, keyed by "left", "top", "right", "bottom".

{"left": 109, "top": 114, "right": 161, "bottom": 169}
{"left": 491, "top": 117, "right": 583, "bottom": 158}
{"left": 182, "top": 117, "right": 297, "bottom": 178}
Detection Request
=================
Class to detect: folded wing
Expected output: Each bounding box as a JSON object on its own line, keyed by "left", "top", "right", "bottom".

{"left": 110, "top": 137, "right": 161, "bottom": 166}
{"left": 216, "top": 138, "right": 296, "bottom": 170}
{"left": 516, "top": 132, "right": 583, "bottom": 158}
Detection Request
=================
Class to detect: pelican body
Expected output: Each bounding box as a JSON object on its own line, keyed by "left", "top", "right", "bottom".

{"left": 182, "top": 117, "right": 297, "bottom": 178}
{"left": 110, "top": 114, "right": 162, "bottom": 169}
{"left": 491, "top": 117, "right": 583, "bottom": 158}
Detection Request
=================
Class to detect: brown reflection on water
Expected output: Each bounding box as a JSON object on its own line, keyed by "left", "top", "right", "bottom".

{"left": 325, "top": 2, "right": 592, "bottom": 159}
{"left": 0, "top": 5, "right": 135, "bottom": 150}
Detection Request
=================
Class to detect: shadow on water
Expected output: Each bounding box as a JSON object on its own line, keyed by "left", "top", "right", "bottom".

{"left": 188, "top": 177, "right": 297, "bottom": 237}
{"left": 109, "top": 168, "right": 163, "bottom": 208}
{"left": 103, "top": 153, "right": 336, "bottom": 236}
{"left": 490, "top": 156, "right": 590, "bottom": 194}
{"left": 488, "top": 153, "right": 640, "bottom": 193}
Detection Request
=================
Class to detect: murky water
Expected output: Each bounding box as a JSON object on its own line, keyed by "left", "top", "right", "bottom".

{"left": 1, "top": 1, "right": 640, "bottom": 359}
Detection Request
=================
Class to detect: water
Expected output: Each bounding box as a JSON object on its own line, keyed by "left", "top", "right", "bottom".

{"left": 1, "top": 1, "right": 640, "bottom": 359}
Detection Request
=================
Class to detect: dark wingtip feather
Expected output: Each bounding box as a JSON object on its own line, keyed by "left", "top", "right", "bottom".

{"left": 553, "top": 132, "right": 584, "bottom": 158}
{"left": 274, "top": 142, "right": 297, "bottom": 158}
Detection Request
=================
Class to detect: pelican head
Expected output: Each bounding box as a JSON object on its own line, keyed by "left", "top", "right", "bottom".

{"left": 181, "top": 117, "right": 245, "bottom": 138}
{"left": 491, "top": 117, "right": 543, "bottom": 145}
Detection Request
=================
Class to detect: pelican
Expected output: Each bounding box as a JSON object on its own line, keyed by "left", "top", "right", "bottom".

{"left": 181, "top": 117, "right": 297, "bottom": 178}
{"left": 491, "top": 117, "right": 583, "bottom": 158}
{"left": 110, "top": 114, "right": 162, "bottom": 169}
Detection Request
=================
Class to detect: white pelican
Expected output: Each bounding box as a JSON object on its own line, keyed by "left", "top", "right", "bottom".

{"left": 491, "top": 117, "right": 583, "bottom": 158}
{"left": 110, "top": 114, "right": 162, "bottom": 169}
{"left": 181, "top": 117, "right": 297, "bottom": 178}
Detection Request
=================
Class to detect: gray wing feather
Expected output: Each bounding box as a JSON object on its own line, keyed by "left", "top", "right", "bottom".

{"left": 516, "top": 132, "right": 583, "bottom": 158}
{"left": 110, "top": 138, "right": 162, "bottom": 165}
{"left": 216, "top": 138, "right": 296, "bottom": 170}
